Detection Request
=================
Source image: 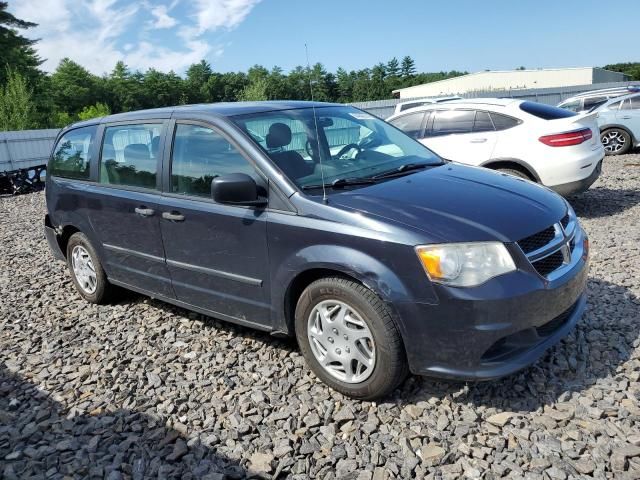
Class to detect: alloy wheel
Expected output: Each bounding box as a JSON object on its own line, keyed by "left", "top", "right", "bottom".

{"left": 307, "top": 299, "right": 376, "bottom": 383}
{"left": 601, "top": 130, "right": 627, "bottom": 153}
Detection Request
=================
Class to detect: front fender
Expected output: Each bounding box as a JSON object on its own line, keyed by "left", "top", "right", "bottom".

{"left": 270, "top": 244, "right": 437, "bottom": 334}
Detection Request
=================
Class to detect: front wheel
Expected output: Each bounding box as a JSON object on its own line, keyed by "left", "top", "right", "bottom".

{"left": 601, "top": 129, "right": 631, "bottom": 155}
{"left": 295, "top": 277, "right": 408, "bottom": 400}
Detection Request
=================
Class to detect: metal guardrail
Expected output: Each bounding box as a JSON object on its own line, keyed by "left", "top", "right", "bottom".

{"left": 0, "top": 129, "right": 59, "bottom": 194}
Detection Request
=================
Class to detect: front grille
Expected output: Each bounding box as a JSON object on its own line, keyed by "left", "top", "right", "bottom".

{"left": 518, "top": 226, "right": 556, "bottom": 254}
{"left": 531, "top": 250, "right": 564, "bottom": 277}
{"left": 536, "top": 303, "right": 576, "bottom": 336}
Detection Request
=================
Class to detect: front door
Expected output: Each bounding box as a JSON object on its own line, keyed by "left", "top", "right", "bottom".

{"left": 89, "top": 121, "right": 174, "bottom": 298}
{"left": 157, "top": 121, "right": 271, "bottom": 328}
{"left": 617, "top": 96, "right": 640, "bottom": 137}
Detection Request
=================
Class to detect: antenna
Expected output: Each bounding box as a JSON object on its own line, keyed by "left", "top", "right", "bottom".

{"left": 305, "top": 43, "right": 328, "bottom": 203}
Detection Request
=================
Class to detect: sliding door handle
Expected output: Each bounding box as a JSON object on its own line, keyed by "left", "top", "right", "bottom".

{"left": 162, "top": 211, "right": 185, "bottom": 222}
{"left": 134, "top": 207, "right": 155, "bottom": 217}
{"left": 470, "top": 138, "right": 487, "bottom": 143}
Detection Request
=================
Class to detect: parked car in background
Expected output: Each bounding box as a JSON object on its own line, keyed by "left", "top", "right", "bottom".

{"left": 592, "top": 93, "right": 640, "bottom": 155}
{"left": 393, "top": 96, "right": 462, "bottom": 115}
{"left": 557, "top": 85, "right": 640, "bottom": 113}
{"left": 387, "top": 99, "right": 604, "bottom": 196}
{"left": 45, "top": 101, "right": 589, "bottom": 399}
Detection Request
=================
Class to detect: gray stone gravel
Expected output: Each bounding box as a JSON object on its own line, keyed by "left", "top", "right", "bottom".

{"left": 1, "top": 154, "right": 640, "bottom": 479}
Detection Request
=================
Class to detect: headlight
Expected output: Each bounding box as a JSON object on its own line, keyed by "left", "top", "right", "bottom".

{"left": 415, "top": 242, "right": 516, "bottom": 287}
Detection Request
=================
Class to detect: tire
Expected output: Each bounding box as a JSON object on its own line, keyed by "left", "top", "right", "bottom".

{"left": 66, "top": 232, "right": 115, "bottom": 304}
{"left": 600, "top": 128, "right": 631, "bottom": 155}
{"left": 295, "top": 277, "right": 409, "bottom": 400}
{"left": 497, "top": 168, "right": 532, "bottom": 181}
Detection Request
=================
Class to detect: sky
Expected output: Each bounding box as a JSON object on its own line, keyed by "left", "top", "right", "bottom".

{"left": 9, "top": 0, "right": 640, "bottom": 76}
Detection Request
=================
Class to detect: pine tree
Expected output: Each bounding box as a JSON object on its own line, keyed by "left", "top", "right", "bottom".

{"left": 0, "top": 2, "right": 42, "bottom": 86}
{"left": 400, "top": 56, "right": 416, "bottom": 78}
{"left": 386, "top": 57, "right": 400, "bottom": 78}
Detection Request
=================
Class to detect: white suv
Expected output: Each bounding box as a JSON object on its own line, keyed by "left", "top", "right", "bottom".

{"left": 387, "top": 99, "right": 605, "bottom": 196}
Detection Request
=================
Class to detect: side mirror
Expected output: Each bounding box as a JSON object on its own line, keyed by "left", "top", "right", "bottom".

{"left": 211, "top": 173, "right": 267, "bottom": 206}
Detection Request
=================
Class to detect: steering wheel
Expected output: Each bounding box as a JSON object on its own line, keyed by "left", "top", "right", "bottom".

{"left": 335, "top": 143, "right": 362, "bottom": 159}
{"left": 305, "top": 140, "right": 316, "bottom": 158}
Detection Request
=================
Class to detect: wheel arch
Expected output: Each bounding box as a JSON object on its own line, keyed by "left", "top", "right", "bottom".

{"left": 480, "top": 158, "right": 539, "bottom": 182}
{"left": 599, "top": 124, "right": 637, "bottom": 144}
{"left": 271, "top": 246, "right": 420, "bottom": 338}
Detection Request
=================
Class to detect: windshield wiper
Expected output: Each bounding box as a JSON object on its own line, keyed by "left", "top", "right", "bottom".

{"left": 302, "top": 177, "right": 376, "bottom": 191}
{"left": 371, "top": 162, "right": 431, "bottom": 180}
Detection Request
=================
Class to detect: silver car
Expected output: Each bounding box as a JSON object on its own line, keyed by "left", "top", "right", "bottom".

{"left": 558, "top": 86, "right": 640, "bottom": 114}
{"left": 594, "top": 93, "right": 640, "bottom": 155}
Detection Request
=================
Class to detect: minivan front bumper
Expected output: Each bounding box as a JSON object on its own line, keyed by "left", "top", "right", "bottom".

{"left": 395, "top": 231, "right": 589, "bottom": 381}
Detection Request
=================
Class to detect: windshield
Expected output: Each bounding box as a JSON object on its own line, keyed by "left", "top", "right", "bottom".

{"left": 231, "top": 106, "right": 442, "bottom": 192}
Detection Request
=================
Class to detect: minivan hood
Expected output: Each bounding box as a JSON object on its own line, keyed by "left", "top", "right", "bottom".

{"left": 329, "top": 163, "right": 567, "bottom": 243}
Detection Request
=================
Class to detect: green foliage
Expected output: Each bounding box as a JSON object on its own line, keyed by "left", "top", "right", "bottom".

{"left": 78, "top": 102, "right": 110, "bottom": 121}
{"left": 0, "top": 67, "right": 34, "bottom": 131}
{"left": 1, "top": 43, "right": 470, "bottom": 129}
{"left": 603, "top": 62, "right": 640, "bottom": 81}
{"left": 238, "top": 77, "right": 269, "bottom": 101}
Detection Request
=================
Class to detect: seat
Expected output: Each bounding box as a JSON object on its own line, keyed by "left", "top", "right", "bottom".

{"left": 100, "top": 144, "right": 119, "bottom": 184}
{"left": 123, "top": 143, "right": 156, "bottom": 187}
{"left": 124, "top": 143, "right": 150, "bottom": 162}
{"left": 150, "top": 136, "right": 160, "bottom": 158}
{"left": 265, "top": 123, "right": 314, "bottom": 180}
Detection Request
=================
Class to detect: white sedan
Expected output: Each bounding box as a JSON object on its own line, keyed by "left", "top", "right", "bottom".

{"left": 387, "top": 99, "right": 605, "bottom": 196}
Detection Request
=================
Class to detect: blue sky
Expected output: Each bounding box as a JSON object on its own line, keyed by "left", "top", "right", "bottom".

{"left": 10, "top": 0, "right": 639, "bottom": 76}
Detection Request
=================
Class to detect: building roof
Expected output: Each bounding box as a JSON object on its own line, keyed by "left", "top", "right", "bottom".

{"left": 392, "top": 67, "right": 616, "bottom": 94}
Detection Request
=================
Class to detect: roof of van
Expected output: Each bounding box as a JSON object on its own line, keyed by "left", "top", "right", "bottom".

{"left": 70, "top": 101, "right": 343, "bottom": 128}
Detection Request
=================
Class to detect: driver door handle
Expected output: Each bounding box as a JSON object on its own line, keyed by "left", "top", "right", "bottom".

{"left": 620, "top": 115, "right": 632, "bottom": 119}
{"left": 470, "top": 138, "right": 487, "bottom": 143}
{"left": 134, "top": 206, "right": 155, "bottom": 217}
{"left": 162, "top": 211, "right": 185, "bottom": 222}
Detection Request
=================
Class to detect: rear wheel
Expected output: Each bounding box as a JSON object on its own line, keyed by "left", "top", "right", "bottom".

{"left": 295, "top": 277, "right": 408, "bottom": 400}
{"left": 497, "top": 168, "right": 532, "bottom": 181}
{"left": 601, "top": 128, "right": 631, "bottom": 155}
{"left": 66, "top": 232, "right": 115, "bottom": 304}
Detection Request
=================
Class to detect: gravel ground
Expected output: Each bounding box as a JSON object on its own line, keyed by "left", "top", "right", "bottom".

{"left": 1, "top": 154, "right": 639, "bottom": 480}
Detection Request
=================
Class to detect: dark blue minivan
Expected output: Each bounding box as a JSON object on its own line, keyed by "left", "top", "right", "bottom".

{"left": 45, "top": 101, "right": 589, "bottom": 399}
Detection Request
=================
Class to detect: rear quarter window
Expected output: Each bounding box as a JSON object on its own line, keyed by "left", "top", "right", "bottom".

{"left": 489, "top": 113, "right": 520, "bottom": 131}
{"left": 49, "top": 125, "right": 97, "bottom": 180}
{"left": 519, "top": 101, "right": 577, "bottom": 120}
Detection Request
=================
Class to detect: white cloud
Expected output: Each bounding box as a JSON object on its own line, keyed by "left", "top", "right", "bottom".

{"left": 148, "top": 4, "right": 178, "bottom": 29}
{"left": 8, "top": 0, "right": 260, "bottom": 74}
{"left": 191, "top": 0, "right": 261, "bottom": 34}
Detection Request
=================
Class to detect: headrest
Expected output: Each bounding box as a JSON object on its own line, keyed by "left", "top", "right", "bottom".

{"left": 102, "top": 143, "right": 116, "bottom": 160}
{"left": 266, "top": 123, "right": 292, "bottom": 149}
{"left": 124, "top": 144, "right": 150, "bottom": 160}
{"left": 150, "top": 136, "right": 160, "bottom": 157}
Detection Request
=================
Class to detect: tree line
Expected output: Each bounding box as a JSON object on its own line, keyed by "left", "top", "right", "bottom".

{"left": 0, "top": 2, "right": 465, "bottom": 130}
